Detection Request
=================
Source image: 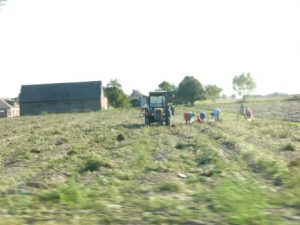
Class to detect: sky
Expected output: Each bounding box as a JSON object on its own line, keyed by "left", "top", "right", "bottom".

{"left": 0, "top": 0, "right": 299, "bottom": 98}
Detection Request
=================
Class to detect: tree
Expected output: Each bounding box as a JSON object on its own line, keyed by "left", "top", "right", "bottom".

{"left": 205, "top": 84, "right": 222, "bottom": 103}
{"left": 158, "top": 81, "right": 176, "bottom": 92}
{"left": 104, "top": 79, "right": 130, "bottom": 108}
{"left": 157, "top": 81, "right": 176, "bottom": 103}
{"left": 232, "top": 73, "right": 256, "bottom": 98}
{"left": 176, "top": 76, "right": 205, "bottom": 105}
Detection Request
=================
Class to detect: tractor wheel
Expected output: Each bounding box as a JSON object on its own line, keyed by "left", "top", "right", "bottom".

{"left": 159, "top": 119, "right": 163, "bottom": 125}
{"left": 165, "top": 117, "right": 171, "bottom": 126}
{"left": 145, "top": 117, "right": 150, "bottom": 126}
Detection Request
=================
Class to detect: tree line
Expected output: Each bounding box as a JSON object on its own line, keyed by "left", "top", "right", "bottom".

{"left": 105, "top": 73, "right": 256, "bottom": 108}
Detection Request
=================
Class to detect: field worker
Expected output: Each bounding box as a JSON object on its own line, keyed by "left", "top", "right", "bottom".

{"left": 237, "top": 103, "right": 245, "bottom": 119}
{"left": 183, "top": 112, "right": 195, "bottom": 124}
{"left": 211, "top": 108, "right": 221, "bottom": 121}
{"left": 244, "top": 106, "right": 253, "bottom": 119}
{"left": 196, "top": 112, "right": 206, "bottom": 123}
{"left": 200, "top": 112, "right": 206, "bottom": 121}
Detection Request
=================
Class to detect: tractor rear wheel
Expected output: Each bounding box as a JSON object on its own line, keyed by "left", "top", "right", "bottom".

{"left": 165, "top": 117, "right": 171, "bottom": 126}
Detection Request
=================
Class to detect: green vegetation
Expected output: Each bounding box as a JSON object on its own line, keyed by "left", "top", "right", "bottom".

{"left": 104, "top": 79, "right": 130, "bottom": 108}
{"left": 232, "top": 73, "right": 256, "bottom": 98}
{"left": 0, "top": 100, "right": 300, "bottom": 224}
{"left": 205, "top": 84, "right": 223, "bottom": 103}
{"left": 176, "top": 76, "right": 205, "bottom": 105}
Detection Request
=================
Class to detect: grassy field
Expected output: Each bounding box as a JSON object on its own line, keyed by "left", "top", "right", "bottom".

{"left": 0, "top": 101, "right": 300, "bottom": 224}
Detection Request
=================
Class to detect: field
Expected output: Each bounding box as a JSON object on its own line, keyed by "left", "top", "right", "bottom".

{"left": 0, "top": 100, "right": 300, "bottom": 225}
{"left": 196, "top": 99, "right": 300, "bottom": 122}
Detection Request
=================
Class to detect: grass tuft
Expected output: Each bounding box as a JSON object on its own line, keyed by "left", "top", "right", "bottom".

{"left": 196, "top": 151, "right": 218, "bottom": 166}
{"left": 116, "top": 133, "right": 126, "bottom": 141}
{"left": 158, "top": 181, "right": 182, "bottom": 192}
{"left": 80, "top": 158, "right": 112, "bottom": 172}
{"left": 281, "top": 143, "right": 296, "bottom": 151}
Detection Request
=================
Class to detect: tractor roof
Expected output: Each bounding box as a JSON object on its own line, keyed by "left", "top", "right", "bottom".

{"left": 149, "top": 91, "right": 167, "bottom": 96}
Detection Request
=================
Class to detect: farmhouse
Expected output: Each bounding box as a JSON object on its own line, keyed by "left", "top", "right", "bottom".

{"left": 0, "top": 98, "right": 20, "bottom": 118}
{"left": 19, "top": 81, "right": 107, "bottom": 116}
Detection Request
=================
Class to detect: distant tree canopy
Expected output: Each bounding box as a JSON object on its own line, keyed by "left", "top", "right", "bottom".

{"left": 205, "top": 84, "right": 222, "bottom": 103}
{"left": 158, "top": 81, "right": 176, "bottom": 92}
{"left": 232, "top": 73, "right": 256, "bottom": 98}
{"left": 104, "top": 79, "right": 130, "bottom": 108}
{"left": 176, "top": 76, "right": 205, "bottom": 105}
{"left": 157, "top": 81, "right": 176, "bottom": 103}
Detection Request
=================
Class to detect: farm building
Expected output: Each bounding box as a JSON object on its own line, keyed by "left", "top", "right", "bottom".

{"left": 129, "top": 90, "right": 147, "bottom": 107}
{"left": 0, "top": 98, "right": 20, "bottom": 118}
{"left": 19, "top": 81, "right": 107, "bottom": 116}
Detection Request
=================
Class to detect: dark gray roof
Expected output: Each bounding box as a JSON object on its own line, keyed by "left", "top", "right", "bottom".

{"left": 20, "top": 81, "right": 102, "bottom": 103}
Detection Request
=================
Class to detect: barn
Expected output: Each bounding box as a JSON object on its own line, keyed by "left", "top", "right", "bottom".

{"left": 19, "top": 81, "right": 107, "bottom": 116}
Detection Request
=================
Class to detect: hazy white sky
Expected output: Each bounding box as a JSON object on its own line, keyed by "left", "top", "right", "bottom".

{"left": 0, "top": 0, "right": 299, "bottom": 97}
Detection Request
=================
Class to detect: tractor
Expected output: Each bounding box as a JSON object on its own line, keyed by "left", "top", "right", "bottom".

{"left": 142, "top": 91, "right": 174, "bottom": 126}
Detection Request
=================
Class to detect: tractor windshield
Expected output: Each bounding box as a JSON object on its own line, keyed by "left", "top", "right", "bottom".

{"left": 149, "top": 95, "right": 165, "bottom": 108}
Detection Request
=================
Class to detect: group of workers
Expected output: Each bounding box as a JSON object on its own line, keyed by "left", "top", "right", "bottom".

{"left": 183, "top": 103, "right": 253, "bottom": 124}
{"left": 237, "top": 103, "right": 253, "bottom": 120}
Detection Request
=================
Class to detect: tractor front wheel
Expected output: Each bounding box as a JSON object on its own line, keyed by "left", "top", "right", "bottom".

{"left": 145, "top": 117, "right": 150, "bottom": 126}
